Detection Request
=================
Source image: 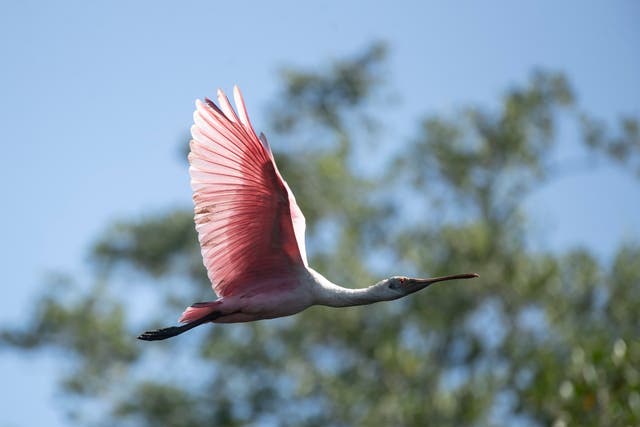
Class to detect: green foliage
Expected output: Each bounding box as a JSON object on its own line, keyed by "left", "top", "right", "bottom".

{"left": 1, "top": 277, "right": 139, "bottom": 398}
{"left": 2, "top": 44, "right": 639, "bottom": 426}
{"left": 581, "top": 113, "right": 640, "bottom": 176}
{"left": 273, "top": 42, "right": 387, "bottom": 134}
{"left": 92, "top": 210, "right": 202, "bottom": 280}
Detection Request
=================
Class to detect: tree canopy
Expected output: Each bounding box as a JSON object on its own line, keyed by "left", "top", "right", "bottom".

{"left": 3, "top": 43, "right": 639, "bottom": 426}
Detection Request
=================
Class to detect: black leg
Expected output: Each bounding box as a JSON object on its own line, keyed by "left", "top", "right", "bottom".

{"left": 137, "top": 311, "right": 222, "bottom": 341}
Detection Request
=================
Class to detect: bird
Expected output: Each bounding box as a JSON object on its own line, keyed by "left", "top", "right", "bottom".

{"left": 138, "top": 86, "right": 478, "bottom": 341}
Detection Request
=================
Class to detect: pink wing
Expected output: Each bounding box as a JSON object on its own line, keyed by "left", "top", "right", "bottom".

{"left": 189, "top": 86, "right": 308, "bottom": 298}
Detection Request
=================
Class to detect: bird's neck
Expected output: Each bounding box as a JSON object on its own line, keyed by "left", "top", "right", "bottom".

{"left": 307, "top": 268, "right": 387, "bottom": 308}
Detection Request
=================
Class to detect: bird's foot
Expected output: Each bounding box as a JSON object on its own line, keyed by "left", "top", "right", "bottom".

{"left": 137, "top": 326, "right": 184, "bottom": 341}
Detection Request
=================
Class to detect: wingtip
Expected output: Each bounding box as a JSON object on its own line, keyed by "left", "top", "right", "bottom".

{"left": 216, "top": 88, "right": 225, "bottom": 106}
{"left": 196, "top": 98, "right": 213, "bottom": 114}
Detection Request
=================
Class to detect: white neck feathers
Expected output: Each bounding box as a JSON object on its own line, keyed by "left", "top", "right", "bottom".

{"left": 307, "top": 268, "right": 391, "bottom": 308}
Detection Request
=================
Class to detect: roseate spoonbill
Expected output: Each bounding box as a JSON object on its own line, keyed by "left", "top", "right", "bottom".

{"left": 138, "top": 86, "right": 478, "bottom": 341}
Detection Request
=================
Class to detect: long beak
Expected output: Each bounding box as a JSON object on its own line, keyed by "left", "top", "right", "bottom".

{"left": 405, "top": 273, "right": 479, "bottom": 293}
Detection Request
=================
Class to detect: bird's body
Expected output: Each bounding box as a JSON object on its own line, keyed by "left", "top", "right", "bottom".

{"left": 190, "top": 270, "right": 315, "bottom": 324}
{"left": 138, "top": 86, "right": 478, "bottom": 341}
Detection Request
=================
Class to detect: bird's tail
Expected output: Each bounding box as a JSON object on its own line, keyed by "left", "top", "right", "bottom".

{"left": 178, "top": 301, "right": 221, "bottom": 323}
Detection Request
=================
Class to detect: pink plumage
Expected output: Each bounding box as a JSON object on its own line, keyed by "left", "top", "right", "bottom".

{"left": 189, "top": 87, "right": 307, "bottom": 298}
{"left": 137, "top": 86, "right": 478, "bottom": 341}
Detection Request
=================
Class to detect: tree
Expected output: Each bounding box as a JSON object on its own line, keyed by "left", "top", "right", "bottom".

{"left": 3, "top": 43, "right": 639, "bottom": 426}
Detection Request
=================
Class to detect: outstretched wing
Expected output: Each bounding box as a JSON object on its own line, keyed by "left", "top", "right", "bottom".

{"left": 189, "top": 86, "right": 308, "bottom": 297}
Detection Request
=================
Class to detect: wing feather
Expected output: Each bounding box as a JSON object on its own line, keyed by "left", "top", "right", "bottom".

{"left": 189, "top": 87, "right": 308, "bottom": 297}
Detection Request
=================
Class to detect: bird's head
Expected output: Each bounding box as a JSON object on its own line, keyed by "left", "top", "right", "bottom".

{"left": 377, "top": 273, "right": 479, "bottom": 300}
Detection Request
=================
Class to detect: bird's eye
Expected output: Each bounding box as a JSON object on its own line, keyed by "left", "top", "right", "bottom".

{"left": 389, "top": 277, "right": 406, "bottom": 290}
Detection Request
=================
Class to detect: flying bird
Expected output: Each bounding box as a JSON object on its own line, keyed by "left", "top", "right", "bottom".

{"left": 138, "top": 86, "right": 478, "bottom": 341}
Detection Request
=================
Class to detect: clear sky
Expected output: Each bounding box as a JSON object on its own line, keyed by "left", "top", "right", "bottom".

{"left": 1, "top": 1, "right": 639, "bottom": 426}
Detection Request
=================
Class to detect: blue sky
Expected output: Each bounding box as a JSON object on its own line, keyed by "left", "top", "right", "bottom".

{"left": 1, "top": 1, "right": 639, "bottom": 426}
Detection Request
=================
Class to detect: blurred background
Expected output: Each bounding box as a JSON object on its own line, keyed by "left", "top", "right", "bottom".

{"left": 1, "top": 1, "right": 639, "bottom": 426}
